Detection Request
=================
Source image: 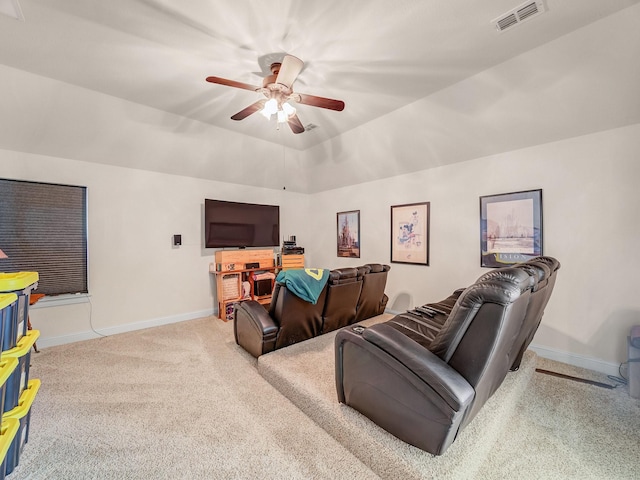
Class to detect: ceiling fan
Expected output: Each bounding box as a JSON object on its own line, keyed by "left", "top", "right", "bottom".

{"left": 206, "top": 55, "right": 345, "bottom": 134}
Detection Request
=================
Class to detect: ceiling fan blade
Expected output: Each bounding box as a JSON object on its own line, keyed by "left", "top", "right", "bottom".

{"left": 231, "top": 100, "right": 266, "bottom": 121}
{"left": 206, "top": 76, "right": 260, "bottom": 92}
{"left": 275, "top": 55, "right": 304, "bottom": 89}
{"left": 287, "top": 114, "right": 305, "bottom": 134}
{"left": 294, "top": 93, "right": 345, "bottom": 111}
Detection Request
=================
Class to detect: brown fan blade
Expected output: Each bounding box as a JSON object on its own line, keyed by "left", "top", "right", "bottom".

{"left": 231, "top": 100, "right": 266, "bottom": 121}
{"left": 287, "top": 114, "right": 305, "bottom": 134}
{"left": 295, "top": 93, "right": 345, "bottom": 111}
{"left": 275, "top": 55, "right": 304, "bottom": 89}
{"left": 206, "top": 76, "right": 260, "bottom": 92}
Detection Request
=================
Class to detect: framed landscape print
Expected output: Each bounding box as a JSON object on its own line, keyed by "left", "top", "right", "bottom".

{"left": 390, "top": 202, "right": 430, "bottom": 265}
{"left": 337, "top": 210, "right": 360, "bottom": 258}
{"left": 480, "top": 189, "right": 543, "bottom": 267}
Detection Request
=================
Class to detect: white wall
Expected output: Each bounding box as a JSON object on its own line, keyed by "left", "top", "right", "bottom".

{"left": 4, "top": 124, "right": 637, "bottom": 375}
{"left": 0, "top": 149, "right": 308, "bottom": 346}
{"left": 305, "top": 123, "right": 640, "bottom": 374}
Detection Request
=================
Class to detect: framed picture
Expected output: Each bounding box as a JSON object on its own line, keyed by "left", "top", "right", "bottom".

{"left": 337, "top": 210, "right": 360, "bottom": 258}
{"left": 390, "top": 202, "right": 430, "bottom": 265}
{"left": 480, "top": 189, "right": 543, "bottom": 267}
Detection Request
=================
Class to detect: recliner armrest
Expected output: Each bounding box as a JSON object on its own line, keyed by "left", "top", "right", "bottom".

{"left": 362, "top": 323, "right": 474, "bottom": 411}
{"left": 234, "top": 300, "right": 278, "bottom": 358}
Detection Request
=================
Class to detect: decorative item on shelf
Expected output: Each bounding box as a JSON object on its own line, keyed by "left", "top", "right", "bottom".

{"left": 225, "top": 303, "right": 236, "bottom": 321}
{"left": 221, "top": 274, "right": 240, "bottom": 300}
{"left": 242, "top": 281, "right": 251, "bottom": 299}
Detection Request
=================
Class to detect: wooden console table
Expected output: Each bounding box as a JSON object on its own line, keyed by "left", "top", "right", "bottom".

{"left": 210, "top": 249, "right": 278, "bottom": 321}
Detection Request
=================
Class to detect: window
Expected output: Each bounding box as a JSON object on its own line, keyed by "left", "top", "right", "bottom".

{"left": 0, "top": 178, "right": 88, "bottom": 296}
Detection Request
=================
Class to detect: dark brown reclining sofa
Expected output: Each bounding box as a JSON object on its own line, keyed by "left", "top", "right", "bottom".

{"left": 234, "top": 264, "right": 390, "bottom": 358}
{"left": 335, "top": 256, "right": 560, "bottom": 455}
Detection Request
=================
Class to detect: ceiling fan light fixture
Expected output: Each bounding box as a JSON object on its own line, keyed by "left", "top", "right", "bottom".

{"left": 281, "top": 102, "right": 296, "bottom": 117}
{"left": 206, "top": 54, "right": 344, "bottom": 134}
{"left": 261, "top": 98, "right": 278, "bottom": 119}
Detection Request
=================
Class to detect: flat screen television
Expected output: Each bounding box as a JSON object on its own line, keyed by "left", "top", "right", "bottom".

{"left": 204, "top": 199, "right": 280, "bottom": 248}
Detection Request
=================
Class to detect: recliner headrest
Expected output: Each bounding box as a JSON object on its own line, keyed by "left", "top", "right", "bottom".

{"left": 357, "top": 265, "right": 371, "bottom": 275}
{"left": 526, "top": 256, "right": 561, "bottom": 273}
{"left": 329, "top": 267, "right": 360, "bottom": 285}
{"left": 475, "top": 267, "right": 534, "bottom": 294}
{"left": 364, "top": 264, "right": 391, "bottom": 273}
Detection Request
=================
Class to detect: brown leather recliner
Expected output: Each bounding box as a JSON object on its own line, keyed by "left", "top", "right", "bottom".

{"left": 234, "top": 265, "right": 390, "bottom": 358}
{"left": 335, "top": 267, "right": 536, "bottom": 455}
{"left": 510, "top": 256, "right": 561, "bottom": 370}
{"left": 322, "top": 268, "right": 363, "bottom": 333}
{"left": 390, "top": 256, "right": 561, "bottom": 372}
{"left": 355, "top": 264, "right": 391, "bottom": 321}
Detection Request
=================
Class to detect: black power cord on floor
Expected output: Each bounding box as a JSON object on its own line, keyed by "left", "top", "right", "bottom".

{"left": 535, "top": 368, "right": 617, "bottom": 389}
{"left": 606, "top": 361, "right": 629, "bottom": 387}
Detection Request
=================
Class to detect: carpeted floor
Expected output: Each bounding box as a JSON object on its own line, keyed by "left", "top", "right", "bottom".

{"left": 258, "top": 314, "right": 536, "bottom": 480}
{"left": 8, "top": 316, "right": 640, "bottom": 479}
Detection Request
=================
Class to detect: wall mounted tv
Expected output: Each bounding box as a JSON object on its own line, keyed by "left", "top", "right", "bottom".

{"left": 204, "top": 199, "right": 280, "bottom": 248}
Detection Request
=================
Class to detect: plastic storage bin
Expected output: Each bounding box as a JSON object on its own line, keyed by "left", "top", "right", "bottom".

{"left": 0, "top": 272, "right": 39, "bottom": 351}
{"left": 2, "top": 330, "right": 39, "bottom": 414}
{"left": 3, "top": 379, "right": 40, "bottom": 475}
{"left": 0, "top": 418, "right": 19, "bottom": 480}
{"left": 0, "top": 359, "right": 18, "bottom": 417}
{"left": 0, "top": 294, "right": 17, "bottom": 357}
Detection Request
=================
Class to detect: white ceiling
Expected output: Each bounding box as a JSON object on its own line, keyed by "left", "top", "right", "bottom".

{"left": 1, "top": 0, "right": 639, "bottom": 191}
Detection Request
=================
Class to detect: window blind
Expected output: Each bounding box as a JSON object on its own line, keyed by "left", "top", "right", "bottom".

{"left": 0, "top": 178, "right": 88, "bottom": 296}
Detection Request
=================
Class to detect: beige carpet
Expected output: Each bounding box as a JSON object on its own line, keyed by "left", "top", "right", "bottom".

{"left": 9, "top": 315, "right": 640, "bottom": 479}
{"left": 10, "top": 318, "right": 379, "bottom": 480}
{"left": 476, "top": 356, "right": 640, "bottom": 479}
{"left": 258, "top": 314, "right": 537, "bottom": 480}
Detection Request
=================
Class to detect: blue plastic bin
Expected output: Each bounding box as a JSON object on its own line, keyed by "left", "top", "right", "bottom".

{"left": 3, "top": 379, "right": 40, "bottom": 475}
{"left": 0, "top": 272, "right": 39, "bottom": 351}
{"left": 0, "top": 418, "right": 19, "bottom": 480}
{"left": 2, "top": 330, "right": 39, "bottom": 414}
{"left": 0, "top": 294, "right": 16, "bottom": 357}
{"left": 0, "top": 359, "right": 18, "bottom": 417}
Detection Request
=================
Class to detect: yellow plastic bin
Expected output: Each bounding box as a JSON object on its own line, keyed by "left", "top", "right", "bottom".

{"left": 0, "top": 418, "right": 19, "bottom": 480}
{"left": 0, "top": 272, "right": 39, "bottom": 351}
{"left": 0, "top": 359, "right": 18, "bottom": 417}
{"left": 2, "top": 331, "right": 39, "bottom": 414}
{"left": 3, "top": 379, "right": 40, "bottom": 475}
{"left": 0, "top": 294, "right": 18, "bottom": 357}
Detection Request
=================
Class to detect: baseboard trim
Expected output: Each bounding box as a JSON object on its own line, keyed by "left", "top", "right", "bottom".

{"left": 36, "top": 308, "right": 215, "bottom": 349}
{"left": 527, "top": 343, "right": 620, "bottom": 376}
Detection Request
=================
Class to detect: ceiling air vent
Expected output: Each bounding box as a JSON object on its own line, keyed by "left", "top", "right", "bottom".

{"left": 492, "top": 0, "right": 546, "bottom": 33}
{"left": 304, "top": 123, "right": 318, "bottom": 132}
